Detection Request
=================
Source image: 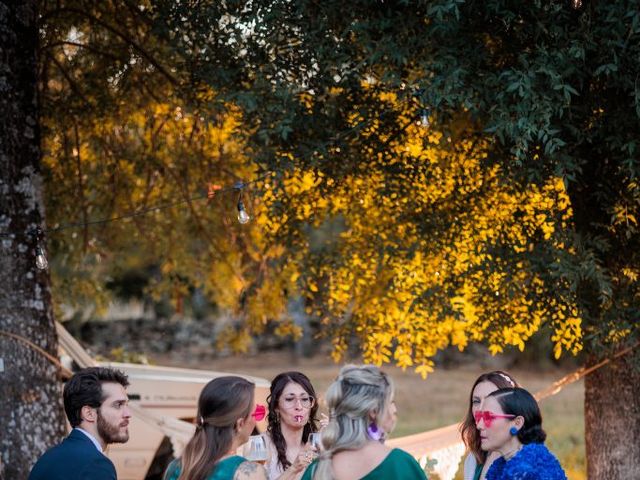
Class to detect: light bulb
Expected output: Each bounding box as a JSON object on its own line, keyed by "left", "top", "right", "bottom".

{"left": 237, "top": 199, "right": 251, "bottom": 224}
{"left": 35, "top": 245, "right": 49, "bottom": 270}
{"left": 572, "top": 0, "right": 582, "bottom": 8}
{"left": 420, "top": 109, "right": 430, "bottom": 128}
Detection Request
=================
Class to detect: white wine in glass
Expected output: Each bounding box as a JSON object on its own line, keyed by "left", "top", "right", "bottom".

{"left": 243, "top": 434, "right": 268, "bottom": 465}
{"left": 309, "top": 432, "right": 322, "bottom": 451}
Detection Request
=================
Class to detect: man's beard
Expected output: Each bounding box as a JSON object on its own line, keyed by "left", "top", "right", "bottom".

{"left": 97, "top": 412, "right": 129, "bottom": 444}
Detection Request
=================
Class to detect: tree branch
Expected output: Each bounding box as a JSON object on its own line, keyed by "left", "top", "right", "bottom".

{"left": 43, "top": 7, "right": 179, "bottom": 86}
{"left": 43, "top": 40, "right": 121, "bottom": 61}
{"left": 48, "top": 54, "right": 91, "bottom": 106}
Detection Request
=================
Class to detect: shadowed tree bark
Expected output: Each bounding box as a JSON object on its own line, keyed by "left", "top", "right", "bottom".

{"left": 0, "top": 2, "right": 66, "bottom": 479}
{"left": 585, "top": 352, "right": 640, "bottom": 479}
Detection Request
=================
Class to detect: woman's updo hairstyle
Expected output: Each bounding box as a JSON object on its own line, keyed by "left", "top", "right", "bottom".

{"left": 460, "top": 370, "right": 519, "bottom": 464}
{"left": 311, "top": 365, "right": 393, "bottom": 480}
{"left": 487, "top": 387, "right": 547, "bottom": 444}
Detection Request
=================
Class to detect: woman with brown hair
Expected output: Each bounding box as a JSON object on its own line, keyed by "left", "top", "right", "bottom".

{"left": 460, "top": 371, "right": 519, "bottom": 480}
{"left": 264, "top": 372, "right": 320, "bottom": 480}
{"left": 164, "top": 376, "right": 268, "bottom": 480}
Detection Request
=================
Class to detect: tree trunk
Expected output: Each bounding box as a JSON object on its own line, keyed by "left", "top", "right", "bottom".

{"left": 0, "top": 2, "right": 66, "bottom": 479}
{"left": 584, "top": 349, "right": 640, "bottom": 479}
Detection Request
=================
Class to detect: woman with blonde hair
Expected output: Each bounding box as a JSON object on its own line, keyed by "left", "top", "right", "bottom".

{"left": 164, "top": 376, "right": 268, "bottom": 480}
{"left": 301, "top": 365, "right": 426, "bottom": 480}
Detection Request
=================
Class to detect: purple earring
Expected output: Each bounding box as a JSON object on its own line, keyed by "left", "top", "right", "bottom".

{"left": 509, "top": 426, "right": 519, "bottom": 436}
{"left": 367, "top": 422, "right": 383, "bottom": 441}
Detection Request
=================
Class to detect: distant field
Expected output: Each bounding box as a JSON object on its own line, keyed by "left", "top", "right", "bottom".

{"left": 151, "top": 351, "right": 586, "bottom": 480}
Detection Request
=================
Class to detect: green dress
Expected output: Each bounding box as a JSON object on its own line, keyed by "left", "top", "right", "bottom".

{"left": 300, "top": 448, "right": 427, "bottom": 480}
{"left": 165, "top": 455, "right": 247, "bottom": 480}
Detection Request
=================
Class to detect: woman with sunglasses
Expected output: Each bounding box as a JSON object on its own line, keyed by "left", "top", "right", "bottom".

{"left": 476, "top": 387, "right": 567, "bottom": 480}
{"left": 301, "top": 365, "right": 427, "bottom": 480}
{"left": 164, "top": 376, "right": 268, "bottom": 480}
{"left": 264, "top": 372, "right": 320, "bottom": 480}
{"left": 461, "top": 371, "right": 519, "bottom": 480}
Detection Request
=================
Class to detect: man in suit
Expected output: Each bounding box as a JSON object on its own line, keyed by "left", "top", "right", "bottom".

{"left": 29, "top": 367, "right": 132, "bottom": 480}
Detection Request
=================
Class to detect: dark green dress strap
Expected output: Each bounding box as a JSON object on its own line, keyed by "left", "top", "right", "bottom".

{"left": 165, "top": 455, "right": 247, "bottom": 480}
{"left": 473, "top": 462, "right": 483, "bottom": 480}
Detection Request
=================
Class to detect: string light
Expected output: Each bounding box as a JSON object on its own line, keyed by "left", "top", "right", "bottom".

{"left": 419, "top": 109, "right": 430, "bottom": 128}
{"left": 234, "top": 181, "right": 251, "bottom": 224}
{"left": 1, "top": 175, "right": 268, "bottom": 270}
{"left": 34, "top": 228, "right": 48, "bottom": 270}
{"left": 237, "top": 199, "right": 251, "bottom": 224}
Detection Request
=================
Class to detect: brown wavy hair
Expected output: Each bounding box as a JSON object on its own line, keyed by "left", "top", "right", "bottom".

{"left": 460, "top": 371, "right": 519, "bottom": 463}
{"left": 174, "top": 376, "right": 254, "bottom": 480}
{"left": 266, "top": 371, "right": 319, "bottom": 471}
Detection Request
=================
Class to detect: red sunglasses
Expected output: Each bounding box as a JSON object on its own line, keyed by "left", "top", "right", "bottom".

{"left": 473, "top": 410, "right": 515, "bottom": 428}
{"left": 251, "top": 404, "right": 266, "bottom": 421}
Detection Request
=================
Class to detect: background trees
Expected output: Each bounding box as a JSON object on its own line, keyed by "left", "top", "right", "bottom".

{"left": 155, "top": 1, "right": 640, "bottom": 478}
{"left": 2, "top": 1, "right": 639, "bottom": 478}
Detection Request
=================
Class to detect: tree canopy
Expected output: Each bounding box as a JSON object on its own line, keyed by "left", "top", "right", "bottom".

{"left": 19, "top": 2, "right": 640, "bottom": 478}
{"left": 37, "top": 0, "right": 640, "bottom": 369}
{"left": 145, "top": 0, "right": 640, "bottom": 366}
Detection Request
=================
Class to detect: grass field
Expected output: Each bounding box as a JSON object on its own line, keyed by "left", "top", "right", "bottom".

{"left": 152, "top": 351, "right": 586, "bottom": 480}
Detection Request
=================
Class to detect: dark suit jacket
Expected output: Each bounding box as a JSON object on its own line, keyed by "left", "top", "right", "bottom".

{"left": 29, "top": 428, "right": 117, "bottom": 480}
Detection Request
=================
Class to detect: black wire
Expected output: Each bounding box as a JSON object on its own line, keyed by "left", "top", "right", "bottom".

{"left": 0, "top": 173, "right": 271, "bottom": 239}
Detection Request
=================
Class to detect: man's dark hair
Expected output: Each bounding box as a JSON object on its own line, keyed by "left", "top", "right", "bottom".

{"left": 63, "top": 367, "right": 129, "bottom": 427}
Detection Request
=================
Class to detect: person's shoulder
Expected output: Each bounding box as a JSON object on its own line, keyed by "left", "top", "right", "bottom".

{"left": 300, "top": 461, "right": 316, "bottom": 480}
{"left": 81, "top": 455, "right": 117, "bottom": 480}
{"left": 464, "top": 452, "right": 477, "bottom": 468}
{"left": 29, "top": 440, "right": 115, "bottom": 480}
{"left": 387, "top": 449, "right": 427, "bottom": 478}
{"left": 233, "top": 460, "right": 268, "bottom": 480}
{"left": 505, "top": 444, "right": 567, "bottom": 480}
{"left": 163, "top": 458, "right": 181, "bottom": 480}
{"left": 463, "top": 452, "right": 479, "bottom": 480}
{"left": 389, "top": 448, "right": 420, "bottom": 464}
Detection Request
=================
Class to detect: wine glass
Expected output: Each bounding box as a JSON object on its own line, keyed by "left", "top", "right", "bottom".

{"left": 243, "top": 434, "right": 268, "bottom": 465}
{"left": 309, "top": 432, "right": 322, "bottom": 451}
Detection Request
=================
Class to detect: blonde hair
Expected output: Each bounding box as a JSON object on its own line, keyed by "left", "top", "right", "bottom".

{"left": 312, "top": 365, "right": 394, "bottom": 480}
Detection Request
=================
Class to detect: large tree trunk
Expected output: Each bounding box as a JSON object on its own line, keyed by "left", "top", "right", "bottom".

{"left": 0, "top": 2, "right": 66, "bottom": 479}
{"left": 584, "top": 350, "right": 640, "bottom": 479}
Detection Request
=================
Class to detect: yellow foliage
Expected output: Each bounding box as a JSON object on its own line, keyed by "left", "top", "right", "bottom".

{"left": 258, "top": 93, "right": 582, "bottom": 374}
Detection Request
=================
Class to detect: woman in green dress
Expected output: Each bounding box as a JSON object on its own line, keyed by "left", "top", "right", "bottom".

{"left": 164, "top": 376, "right": 268, "bottom": 480}
{"left": 301, "top": 365, "right": 427, "bottom": 480}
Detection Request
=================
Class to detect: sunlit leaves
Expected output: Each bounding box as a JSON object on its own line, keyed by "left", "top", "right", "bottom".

{"left": 256, "top": 95, "right": 581, "bottom": 376}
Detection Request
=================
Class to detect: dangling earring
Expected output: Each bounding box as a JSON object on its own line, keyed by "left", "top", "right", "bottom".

{"left": 367, "top": 422, "right": 383, "bottom": 441}
{"left": 509, "top": 426, "right": 519, "bottom": 436}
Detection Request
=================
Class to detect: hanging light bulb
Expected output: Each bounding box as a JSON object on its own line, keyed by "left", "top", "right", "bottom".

{"left": 234, "top": 181, "right": 251, "bottom": 224}
{"left": 420, "top": 109, "right": 430, "bottom": 128}
{"left": 35, "top": 245, "right": 49, "bottom": 270}
{"left": 34, "top": 227, "right": 48, "bottom": 270}
{"left": 237, "top": 198, "right": 251, "bottom": 224}
{"left": 572, "top": 0, "right": 582, "bottom": 8}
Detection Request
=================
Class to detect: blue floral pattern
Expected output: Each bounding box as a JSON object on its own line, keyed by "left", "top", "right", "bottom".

{"left": 486, "top": 443, "right": 567, "bottom": 480}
